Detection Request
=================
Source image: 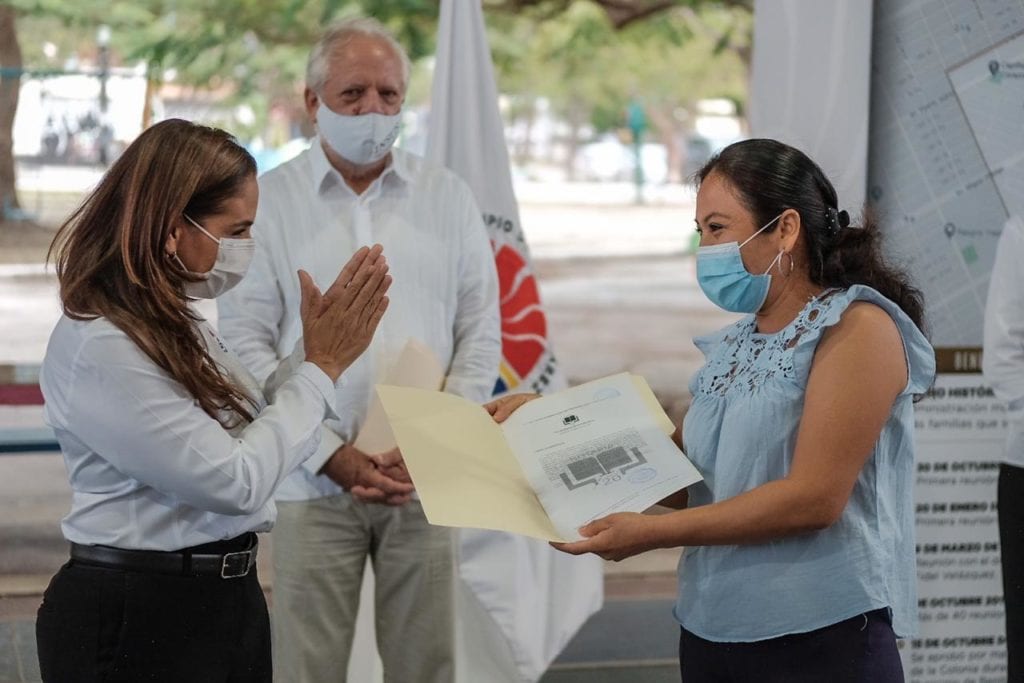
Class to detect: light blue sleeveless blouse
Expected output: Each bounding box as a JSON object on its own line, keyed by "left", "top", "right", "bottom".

{"left": 675, "top": 285, "right": 935, "bottom": 642}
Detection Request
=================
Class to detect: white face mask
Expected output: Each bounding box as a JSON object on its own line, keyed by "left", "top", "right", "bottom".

{"left": 175, "top": 214, "right": 255, "bottom": 299}
{"left": 316, "top": 102, "right": 401, "bottom": 165}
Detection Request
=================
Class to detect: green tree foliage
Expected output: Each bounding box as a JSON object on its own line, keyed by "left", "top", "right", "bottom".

{"left": 487, "top": 2, "right": 749, "bottom": 178}
{"left": 13, "top": 0, "right": 750, "bottom": 137}
{"left": 9, "top": 0, "right": 440, "bottom": 137}
{"left": 1, "top": 0, "right": 752, "bottom": 221}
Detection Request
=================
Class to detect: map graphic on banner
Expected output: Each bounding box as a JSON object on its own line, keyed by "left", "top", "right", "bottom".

{"left": 949, "top": 31, "right": 1024, "bottom": 220}
{"left": 869, "top": 3, "right": 1024, "bottom": 681}
{"left": 869, "top": 1, "right": 1024, "bottom": 348}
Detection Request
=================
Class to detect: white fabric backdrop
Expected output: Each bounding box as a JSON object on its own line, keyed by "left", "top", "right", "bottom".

{"left": 749, "top": 0, "right": 873, "bottom": 208}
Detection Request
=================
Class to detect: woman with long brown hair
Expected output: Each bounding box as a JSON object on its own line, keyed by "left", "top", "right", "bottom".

{"left": 34, "top": 118, "right": 400, "bottom": 682}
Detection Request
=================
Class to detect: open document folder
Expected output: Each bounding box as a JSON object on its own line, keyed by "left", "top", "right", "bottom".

{"left": 377, "top": 372, "right": 703, "bottom": 542}
{"left": 354, "top": 339, "right": 445, "bottom": 454}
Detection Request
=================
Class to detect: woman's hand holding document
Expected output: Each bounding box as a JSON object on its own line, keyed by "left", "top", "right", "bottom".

{"left": 376, "top": 372, "right": 702, "bottom": 542}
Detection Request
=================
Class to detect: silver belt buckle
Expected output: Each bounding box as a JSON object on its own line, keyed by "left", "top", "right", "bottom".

{"left": 220, "top": 550, "right": 253, "bottom": 579}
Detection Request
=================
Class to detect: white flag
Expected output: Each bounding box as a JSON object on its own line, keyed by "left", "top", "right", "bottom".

{"left": 427, "top": 0, "right": 565, "bottom": 396}
{"left": 426, "top": 1, "right": 604, "bottom": 681}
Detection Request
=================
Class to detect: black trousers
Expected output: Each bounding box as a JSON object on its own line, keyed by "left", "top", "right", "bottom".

{"left": 679, "top": 609, "right": 904, "bottom": 683}
{"left": 1000, "top": 463, "right": 1024, "bottom": 681}
{"left": 36, "top": 543, "right": 270, "bottom": 682}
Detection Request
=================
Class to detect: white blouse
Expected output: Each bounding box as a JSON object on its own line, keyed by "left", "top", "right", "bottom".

{"left": 40, "top": 314, "right": 337, "bottom": 550}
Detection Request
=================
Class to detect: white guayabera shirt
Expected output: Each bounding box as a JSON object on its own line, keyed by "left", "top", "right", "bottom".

{"left": 217, "top": 142, "right": 501, "bottom": 502}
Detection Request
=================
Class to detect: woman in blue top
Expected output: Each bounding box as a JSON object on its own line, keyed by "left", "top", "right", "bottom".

{"left": 489, "top": 139, "right": 935, "bottom": 682}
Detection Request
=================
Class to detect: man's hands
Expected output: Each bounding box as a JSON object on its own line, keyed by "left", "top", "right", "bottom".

{"left": 320, "top": 444, "right": 414, "bottom": 505}
{"left": 366, "top": 448, "right": 413, "bottom": 489}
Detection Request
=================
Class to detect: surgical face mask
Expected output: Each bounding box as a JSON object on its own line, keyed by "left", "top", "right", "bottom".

{"left": 695, "top": 213, "right": 785, "bottom": 313}
{"left": 175, "top": 214, "right": 255, "bottom": 299}
{"left": 316, "top": 102, "right": 401, "bottom": 165}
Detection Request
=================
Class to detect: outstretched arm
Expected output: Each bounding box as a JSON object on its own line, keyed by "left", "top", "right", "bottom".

{"left": 554, "top": 302, "right": 908, "bottom": 561}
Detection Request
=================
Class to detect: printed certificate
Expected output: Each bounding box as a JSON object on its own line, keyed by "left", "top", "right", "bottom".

{"left": 377, "top": 373, "right": 702, "bottom": 541}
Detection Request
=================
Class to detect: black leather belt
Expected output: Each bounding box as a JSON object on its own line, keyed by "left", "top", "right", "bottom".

{"left": 70, "top": 535, "right": 258, "bottom": 579}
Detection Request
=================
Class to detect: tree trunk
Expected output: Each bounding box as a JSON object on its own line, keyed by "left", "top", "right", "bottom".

{"left": 142, "top": 72, "right": 156, "bottom": 131}
{"left": 562, "top": 101, "right": 583, "bottom": 182}
{"left": 646, "top": 105, "right": 681, "bottom": 184}
{"left": 0, "top": 4, "right": 22, "bottom": 218}
{"left": 514, "top": 98, "right": 535, "bottom": 167}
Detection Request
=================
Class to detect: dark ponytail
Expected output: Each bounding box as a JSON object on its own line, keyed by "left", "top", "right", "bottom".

{"left": 696, "top": 138, "right": 926, "bottom": 333}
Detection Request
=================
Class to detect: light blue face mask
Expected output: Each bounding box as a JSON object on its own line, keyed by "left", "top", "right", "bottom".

{"left": 695, "top": 213, "right": 784, "bottom": 313}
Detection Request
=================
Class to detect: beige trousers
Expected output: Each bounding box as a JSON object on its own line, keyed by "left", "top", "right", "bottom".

{"left": 270, "top": 495, "right": 455, "bottom": 683}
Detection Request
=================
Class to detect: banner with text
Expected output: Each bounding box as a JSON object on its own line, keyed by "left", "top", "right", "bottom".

{"left": 868, "top": 2, "right": 1024, "bottom": 680}
{"left": 909, "top": 375, "right": 1008, "bottom": 680}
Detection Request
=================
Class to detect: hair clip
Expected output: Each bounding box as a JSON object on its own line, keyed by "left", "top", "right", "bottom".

{"left": 825, "top": 206, "right": 849, "bottom": 237}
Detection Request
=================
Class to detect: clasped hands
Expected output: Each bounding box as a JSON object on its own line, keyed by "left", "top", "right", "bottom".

{"left": 322, "top": 444, "right": 414, "bottom": 506}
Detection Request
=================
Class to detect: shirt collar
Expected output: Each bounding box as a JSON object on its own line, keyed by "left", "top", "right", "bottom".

{"left": 309, "top": 138, "right": 412, "bottom": 197}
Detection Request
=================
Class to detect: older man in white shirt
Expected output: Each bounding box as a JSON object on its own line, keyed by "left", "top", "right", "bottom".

{"left": 217, "top": 17, "right": 501, "bottom": 683}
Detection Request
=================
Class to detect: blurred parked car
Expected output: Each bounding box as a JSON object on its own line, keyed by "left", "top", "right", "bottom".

{"left": 681, "top": 133, "right": 743, "bottom": 180}
{"left": 575, "top": 134, "right": 669, "bottom": 184}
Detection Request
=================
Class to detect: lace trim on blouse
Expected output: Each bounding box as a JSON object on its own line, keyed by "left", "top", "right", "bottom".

{"left": 698, "top": 289, "right": 842, "bottom": 397}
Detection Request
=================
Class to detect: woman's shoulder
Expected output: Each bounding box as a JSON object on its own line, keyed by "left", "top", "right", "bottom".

{"left": 818, "top": 299, "right": 904, "bottom": 363}
{"left": 45, "top": 315, "right": 146, "bottom": 368}
{"left": 51, "top": 314, "right": 131, "bottom": 343}
{"left": 828, "top": 297, "right": 898, "bottom": 334}
{"left": 42, "top": 315, "right": 137, "bottom": 406}
{"left": 808, "top": 286, "right": 915, "bottom": 336}
{"left": 812, "top": 286, "right": 935, "bottom": 393}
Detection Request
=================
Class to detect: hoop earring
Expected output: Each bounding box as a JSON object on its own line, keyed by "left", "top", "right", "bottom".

{"left": 781, "top": 251, "right": 795, "bottom": 276}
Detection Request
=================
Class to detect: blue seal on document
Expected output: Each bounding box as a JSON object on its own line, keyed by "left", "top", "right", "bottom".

{"left": 627, "top": 466, "right": 657, "bottom": 484}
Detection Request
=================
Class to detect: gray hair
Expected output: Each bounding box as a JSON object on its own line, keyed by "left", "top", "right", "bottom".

{"left": 305, "top": 17, "right": 412, "bottom": 93}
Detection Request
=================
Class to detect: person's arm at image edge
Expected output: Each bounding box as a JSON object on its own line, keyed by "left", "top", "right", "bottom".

{"left": 983, "top": 216, "right": 1024, "bottom": 409}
